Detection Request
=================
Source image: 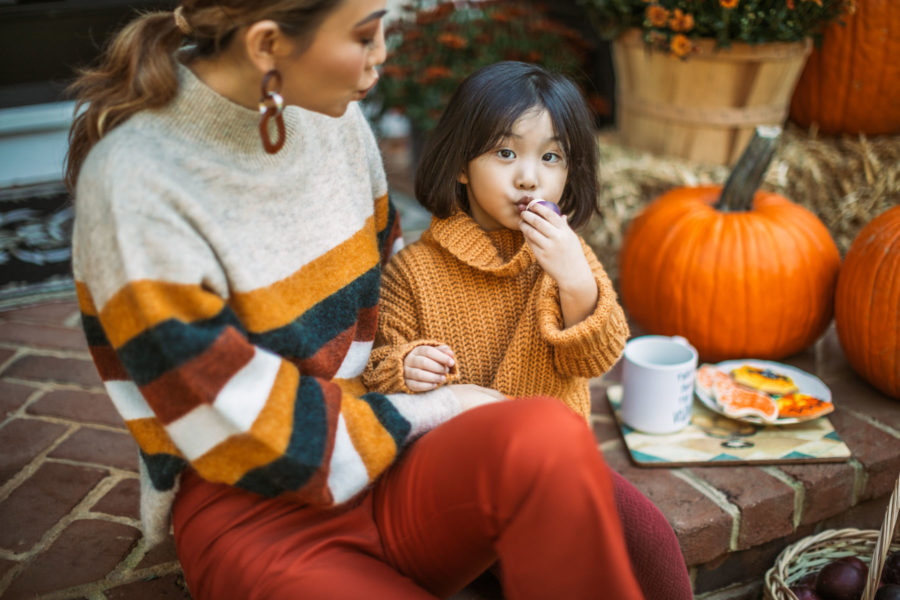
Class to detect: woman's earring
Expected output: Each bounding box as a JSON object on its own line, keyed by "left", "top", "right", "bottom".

{"left": 258, "top": 69, "right": 285, "bottom": 154}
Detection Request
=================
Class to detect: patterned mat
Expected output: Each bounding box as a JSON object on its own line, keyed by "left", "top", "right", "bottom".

{"left": 0, "top": 182, "right": 75, "bottom": 310}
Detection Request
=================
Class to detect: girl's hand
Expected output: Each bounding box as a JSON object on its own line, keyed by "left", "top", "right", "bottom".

{"left": 404, "top": 345, "right": 456, "bottom": 392}
{"left": 520, "top": 204, "right": 598, "bottom": 328}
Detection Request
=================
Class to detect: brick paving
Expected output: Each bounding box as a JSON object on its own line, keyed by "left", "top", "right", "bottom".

{"left": 0, "top": 140, "right": 897, "bottom": 600}
{"left": 0, "top": 301, "right": 189, "bottom": 600}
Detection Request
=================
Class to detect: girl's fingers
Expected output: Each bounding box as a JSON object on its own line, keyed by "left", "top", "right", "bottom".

{"left": 416, "top": 346, "right": 455, "bottom": 369}
{"left": 404, "top": 366, "right": 447, "bottom": 385}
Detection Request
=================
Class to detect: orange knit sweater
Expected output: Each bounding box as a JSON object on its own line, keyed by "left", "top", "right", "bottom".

{"left": 364, "top": 211, "right": 630, "bottom": 420}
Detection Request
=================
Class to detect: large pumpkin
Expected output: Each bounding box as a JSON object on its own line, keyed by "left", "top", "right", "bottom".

{"left": 789, "top": 0, "right": 900, "bottom": 135}
{"left": 619, "top": 128, "right": 842, "bottom": 362}
{"left": 834, "top": 206, "right": 900, "bottom": 399}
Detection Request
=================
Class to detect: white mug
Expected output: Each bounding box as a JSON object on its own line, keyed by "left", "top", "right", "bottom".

{"left": 620, "top": 335, "right": 698, "bottom": 434}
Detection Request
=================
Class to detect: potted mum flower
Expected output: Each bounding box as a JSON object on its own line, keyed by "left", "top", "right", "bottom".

{"left": 574, "top": 0, "right": 853, "bottom": 164}
{"left": 368, "top": 0, "right": 593, "bottom": 137}
{"left": 578, "top": 0, "right": 850, "bottom": 57}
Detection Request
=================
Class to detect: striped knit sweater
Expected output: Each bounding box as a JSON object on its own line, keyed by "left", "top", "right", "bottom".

{"left": 72, "top": 65, "right": 463, "bottom": 546}
{"left": 363, "top": 211, "right": 630, "bottom": 421}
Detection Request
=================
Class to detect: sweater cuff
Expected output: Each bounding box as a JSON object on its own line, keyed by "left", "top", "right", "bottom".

{"left": 387, "top": 386, "right": 462, "bottom": 439}
{"left": 537, "top": 274, "right": 630, "bottom": 374}
{"left": 366, "top": 340, "right": 459, "bottom": 394}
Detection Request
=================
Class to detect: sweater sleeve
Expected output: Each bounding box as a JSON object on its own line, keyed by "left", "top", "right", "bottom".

{"left": 73, "top": 166, "right": 460, "bottom": 507}
{"left": 536, "top": 238, "right": 630, "bottom": 378}
{"left": 364, "top": 252, "right": 457, "bottom": 393}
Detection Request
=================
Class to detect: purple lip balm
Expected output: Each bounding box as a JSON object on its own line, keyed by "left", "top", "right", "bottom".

{"left": 526, "top": 198, "right": 561, "bottom": 215}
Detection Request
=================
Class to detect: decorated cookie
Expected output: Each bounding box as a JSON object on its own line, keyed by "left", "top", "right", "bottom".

{"left": 713, "top": 378, "right": 780, "bottom": 422}
{"left": 696, "top": 364, "right": 731, "bottom": 396}
{"left": 731, "top": 365, "right": 799, "bottom": 395}
{"left": 775, "top": 393, "right": 834, "bottom": 419}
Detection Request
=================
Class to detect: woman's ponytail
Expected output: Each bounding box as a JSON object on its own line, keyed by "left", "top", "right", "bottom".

{"left": 65, "top": 11, "right": 184, "bottom": 192}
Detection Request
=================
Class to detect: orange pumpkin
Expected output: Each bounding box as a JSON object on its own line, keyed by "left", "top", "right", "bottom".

{"left": 789, "top": 0, "right": 900, "bottom": 135}
{"left": 619, "top": 128, "right": 842, "bottom": 362}
{"left": 834, "top": 206, "right": 900, "bottom": 399}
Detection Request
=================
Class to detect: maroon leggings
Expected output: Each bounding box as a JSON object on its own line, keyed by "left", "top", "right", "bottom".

{"left": 173, "top": 398, "right": 689, "bottom": 599}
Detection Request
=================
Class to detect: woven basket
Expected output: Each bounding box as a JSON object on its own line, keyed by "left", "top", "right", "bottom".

{"left": 764, "top": 476, "right": 900, "bottom": 600}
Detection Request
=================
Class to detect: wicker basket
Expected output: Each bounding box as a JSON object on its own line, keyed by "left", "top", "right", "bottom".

{"left": 764, "top": 476, "right": 900, "bottom": 600}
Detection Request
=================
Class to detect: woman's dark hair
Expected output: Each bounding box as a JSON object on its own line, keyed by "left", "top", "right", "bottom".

{"left": 414, "top": 61, "right": 600, "bottom": 229}
{"left": 65, "top": 0, "right": 342, "bottom": 192}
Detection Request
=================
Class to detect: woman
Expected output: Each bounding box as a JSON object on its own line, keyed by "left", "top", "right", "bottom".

{"left": 66, "top": 1, "right": 647, "bottom": 598}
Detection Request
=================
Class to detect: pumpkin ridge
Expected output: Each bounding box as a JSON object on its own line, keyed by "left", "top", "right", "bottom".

{"left": 678, "top": 211, "right": 722, "bottom": 354}
{"left": 649, "top": 204, "right": 708, "bottom": 335}
{"left": 747, "top": 210, "right": 785, "bottom": 356}
{"left": 865, "top": 225, "right": 900, "bottom": 387}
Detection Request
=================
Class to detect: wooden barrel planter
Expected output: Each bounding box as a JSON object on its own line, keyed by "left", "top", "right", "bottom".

{"left": 612, "top": 29, "right": 812, "bottom": 165}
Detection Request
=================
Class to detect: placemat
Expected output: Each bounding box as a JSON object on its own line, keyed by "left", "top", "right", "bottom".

{"left": 606, "top": 384, "right": 852, "bottom": 467}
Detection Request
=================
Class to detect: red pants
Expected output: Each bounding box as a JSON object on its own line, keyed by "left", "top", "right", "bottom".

{"left": 173, "top": 398, "right": 669, "bottom": 599}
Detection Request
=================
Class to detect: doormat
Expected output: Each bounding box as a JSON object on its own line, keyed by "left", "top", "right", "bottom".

{"left": 0, "top": 182, "right": 75, "bottom": 310}
{"left": 606, "top": 385, "right": 852, "bottom": 467}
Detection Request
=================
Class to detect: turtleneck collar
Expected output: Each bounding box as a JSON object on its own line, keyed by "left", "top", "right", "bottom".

{"left": 421, "top": 211, "right": 535, "bottom": 277}
{"left": 154, "top": 63, "right": 306, "bottom": 168}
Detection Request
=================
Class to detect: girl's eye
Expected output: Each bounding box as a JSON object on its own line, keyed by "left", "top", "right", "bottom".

{"left": 543, "top": 152, "right": 562, "bottom": 163}
{"left": 497, "top": 149, "right": 515, "bottom": 159}
{"left": 360, "top": 37, "right": 376, "bottom": 48}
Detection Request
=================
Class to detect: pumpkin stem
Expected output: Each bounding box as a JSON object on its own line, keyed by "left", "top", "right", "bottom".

{"left": 716, "top": 126, "right": 782, "bottom": 212}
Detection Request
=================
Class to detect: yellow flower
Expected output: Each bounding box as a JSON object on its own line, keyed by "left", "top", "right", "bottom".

{"left": 669, "top": 9, "right": 695, "bottom": 32}
{"left": 647, "top": 4, "right": 670, "bottom": 27}
{"left": 720, "top": 0, "right": 740, "bottom": 8}
{"left": 670, "top": 33, "right": 693, "bottom": 57}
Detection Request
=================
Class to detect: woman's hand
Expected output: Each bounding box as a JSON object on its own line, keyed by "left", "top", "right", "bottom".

{"left": 446, "top": 384, "right": 507, "bottom": 411}
{"left": 404, "top": 345, "right": 456, "bottom": 392}
{"left": 520, "top": 204, "right": 598, "bottom": 328}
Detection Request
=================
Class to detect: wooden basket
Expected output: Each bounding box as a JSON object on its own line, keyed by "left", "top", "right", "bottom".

{"left": 763, "top": 476, "right": 900, "bottom": 600}
{"left": 612, "top": 29, "right": 811, "bottom": 165}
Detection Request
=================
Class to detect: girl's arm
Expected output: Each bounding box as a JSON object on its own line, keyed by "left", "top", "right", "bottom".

{"left": 363, "top": 256, "right": 458, "bottom": 393}
{"left": 536, "top": 237, "right": 630, "bottom": 378}
{"left": 520, "top": 204, "right": 597, "bottom": 328}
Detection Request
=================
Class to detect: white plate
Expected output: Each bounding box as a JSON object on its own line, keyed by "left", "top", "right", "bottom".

{"left": 694, "top": 360, "right": 832, "bottom": 425}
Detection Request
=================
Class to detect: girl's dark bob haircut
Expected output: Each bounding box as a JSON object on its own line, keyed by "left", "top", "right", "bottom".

{"left": 414, "top": 61, "right": 600, "bottom": 229}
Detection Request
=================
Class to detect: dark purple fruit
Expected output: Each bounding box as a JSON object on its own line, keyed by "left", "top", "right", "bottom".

{"left": 791, "top": 585, "right": 823, "bottom": 599}
{"left": 797, "top": 572, "right": 819, "bottom": 588}
{"left": 816, "top": 559, "right": 867, "bottom": 600}
{"left": 875, "top": 584, "right": 900, "bottom": 600}
{"left": 836, "top": 556, "right": 868, "bottom": 575}
{"left": 883, "top": 551, "right": 900, "bottom": 585}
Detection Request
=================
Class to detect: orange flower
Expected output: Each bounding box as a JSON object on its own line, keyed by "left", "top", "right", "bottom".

{"left": 720, "top": 0, "right": 739, "bottom": 8}
{"left": 380, "top": 64, "right": 409, "bottom": 79}
{"left": 437, "top": 33, "right": 467, "bottom": 49}
{"left": 670, "top": 33, "right": 693, "bottom": 57}
{"left": 786, "top": 0, "right": 795, "bottom": 8}
{"left": 490, "top": 10, "right": 512, "bottom": 23}
{"left": 647, "top": 4, "right": 670, "bottom": 27}
{"left": 802, "top": 0, "right": 823, "bottom": 5}
{"left": 420, "top": 65, "right": 453, "bottom": 83}
{"left": 669, "top": 9, "right": 695, "bottom": 32}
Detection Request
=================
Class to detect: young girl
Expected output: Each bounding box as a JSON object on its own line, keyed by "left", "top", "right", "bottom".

{"left": 365, "top": 61, "right": 693, "bottom": 600}
{"left": 364, "top": 61, "right": 627, "bottom": 421}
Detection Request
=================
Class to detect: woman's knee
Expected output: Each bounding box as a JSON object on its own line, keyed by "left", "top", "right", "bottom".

{"left": 480, "top": 396, "right": 606, "bottom": 480}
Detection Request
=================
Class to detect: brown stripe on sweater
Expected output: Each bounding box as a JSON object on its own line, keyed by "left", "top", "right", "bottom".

{"left": 140, "top": 327, "right": 254, "bottom": 424}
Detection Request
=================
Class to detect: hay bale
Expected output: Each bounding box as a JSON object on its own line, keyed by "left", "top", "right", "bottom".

{"left": 586, "top": 125, "right": 900, "bottom": 285}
